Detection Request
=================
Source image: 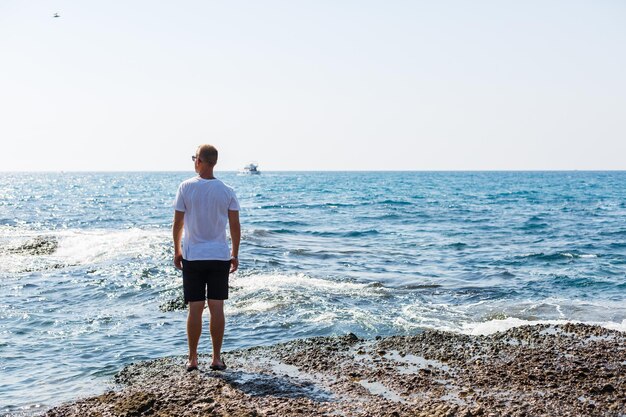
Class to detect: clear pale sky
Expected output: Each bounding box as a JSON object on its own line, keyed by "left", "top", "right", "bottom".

{"left": 1, "top": 1, "right": 625, "bottom": 171}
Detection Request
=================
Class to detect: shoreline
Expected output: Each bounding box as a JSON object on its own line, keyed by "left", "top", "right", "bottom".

{"left": 41, "top": 323, "right": 625, "bottom": 416}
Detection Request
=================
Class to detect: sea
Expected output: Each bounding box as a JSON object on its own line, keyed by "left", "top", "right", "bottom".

{"left": 1, "top": 171, "right": 625, "bottom": 415}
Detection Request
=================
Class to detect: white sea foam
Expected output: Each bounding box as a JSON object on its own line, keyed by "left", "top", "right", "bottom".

{"left": 306, "top": 311, "right": 340, "bottom": 324}
{"left": 231, "top": 272, "right": 376, "bottom": 294}
{"left": 0, "top": 227, "right": 170, "bottom": 276}
{"left": 228, "top": 273, "right": 626, "bottom": 337}
{"left": 53, "top": 228, "right": 168, "bottom": 264}
{"left": 395, "top": 302, "right": 468, "bottom": 333}
{"left": 388, "top": 297, "right": 626, "bottom": 336}
{"left": 235, "top": 300, "right": 277, "bottom": 313}
{"left": 603, "top": 318, "right": 626, "bottom": 333}
{"left": 227, "top": 273, "right": 389, "bottom": 330}
{"left": 460, "top": 317, "right": 626, "bottom": 336}
{"left": 445, "top": 296, "right": 626, "bottom": 335}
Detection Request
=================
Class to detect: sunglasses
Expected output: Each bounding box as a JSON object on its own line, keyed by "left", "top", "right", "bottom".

{"left": 191, "top": 156, "right": 202, "bottom": 162}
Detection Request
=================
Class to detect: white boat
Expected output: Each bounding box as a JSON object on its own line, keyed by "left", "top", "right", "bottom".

{"left": 239, "top": 162, "right": 261, "bottom": 175}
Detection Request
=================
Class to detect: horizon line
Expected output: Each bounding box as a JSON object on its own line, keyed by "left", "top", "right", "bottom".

{"left": 2, "top": 169, "right": 626, "bottom": 174}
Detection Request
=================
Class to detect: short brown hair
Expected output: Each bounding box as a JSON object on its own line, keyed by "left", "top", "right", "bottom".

{"left": 197, "top": 144, "right": 218, "bottom": 166}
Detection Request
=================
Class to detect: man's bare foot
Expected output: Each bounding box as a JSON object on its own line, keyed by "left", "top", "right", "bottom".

{"left": 210, "top": 358, "right": 226, "bottom": 371}
{"left": 186, "top": 355, "right": 198, "bottom": 372}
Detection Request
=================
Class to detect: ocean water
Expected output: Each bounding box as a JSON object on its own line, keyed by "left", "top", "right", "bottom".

{"left": 1, "top": 171, "right": 625, "bottom": 414}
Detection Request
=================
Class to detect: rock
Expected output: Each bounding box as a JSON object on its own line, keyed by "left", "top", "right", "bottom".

{"left": 112, "top": 391, "right": 156, "bottom": 416}
{"left": 7, "top": 236, "right": 58, "bottom": 255}
{"left": 346, "top": 333, "right": 359, "bottom": 342}
{"left": 600, "top": 384, "right": 615, "bottom": 394}
{"left": 159, "top": 295, "right": 187, "bottom": 312}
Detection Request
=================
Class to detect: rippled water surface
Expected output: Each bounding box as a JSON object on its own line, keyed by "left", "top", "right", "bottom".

{"left": 1, "top": 171, "right": 625, "bottom": 414}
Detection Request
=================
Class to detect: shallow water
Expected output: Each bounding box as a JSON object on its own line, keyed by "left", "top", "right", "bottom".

{"left": 1, "top": 171, "right": 625, "bottom": 414}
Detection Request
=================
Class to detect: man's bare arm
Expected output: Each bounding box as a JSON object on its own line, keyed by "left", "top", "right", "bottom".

{"left": 173, "top": 210, "right": 185, "bottom": 270}
{"left": 228, "top": 210, "right": 240, "bottom": 273}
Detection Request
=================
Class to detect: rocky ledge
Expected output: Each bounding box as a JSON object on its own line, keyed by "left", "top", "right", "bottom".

{"left": 5, "top": 236, "right": 58, "bottom": 256}
{"left": 44, "top": 323, "right": 625, "bottom": 416}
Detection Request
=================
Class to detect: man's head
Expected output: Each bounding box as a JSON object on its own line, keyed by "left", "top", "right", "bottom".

{"left": 195, "top": 144, "right": 218, "bottom": 167}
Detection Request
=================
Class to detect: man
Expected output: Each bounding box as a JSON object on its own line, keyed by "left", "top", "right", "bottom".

{"left": 173, "top": 144, "right": 240, "bottom": 372}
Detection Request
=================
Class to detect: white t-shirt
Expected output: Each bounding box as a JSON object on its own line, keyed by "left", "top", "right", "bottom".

{"left": 173, "top": 177, "right": 240, "bottom": 261}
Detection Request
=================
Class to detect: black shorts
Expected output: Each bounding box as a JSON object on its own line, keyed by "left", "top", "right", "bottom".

{"left": 182, "top": 259, "right": 230, "bottom": 302}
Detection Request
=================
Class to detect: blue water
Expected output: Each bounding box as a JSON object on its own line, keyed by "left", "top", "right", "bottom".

{"left": 1, "top": 171, "right": 625, "bottom": 414}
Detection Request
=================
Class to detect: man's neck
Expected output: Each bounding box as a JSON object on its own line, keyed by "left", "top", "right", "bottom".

{"left": 198, "top": 168, "right": 215, "bottom": 180}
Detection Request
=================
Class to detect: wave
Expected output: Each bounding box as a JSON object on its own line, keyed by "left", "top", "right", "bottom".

{"left": 548, "top": 274, "right": 612, "bottom": 289}
{"left": 514, "top": 252, "right": 597, "bottom": 262}
{"left": 395, "top": 294, "right": 626, "bottom": 336}
{"left": 341, "top": 230, "right": 380, "bottom": 238}
{"left": 0, "top": 227, "right": 169, "bottom": 274}
{"left": 227, "top": 273, "right": 389, "bottom": 317}
{"left": 303, "top": 229, "right": 380, "bottom": 238}
{"left": 521, "top": 223, "right": 549, "bottom": 231}
{"left": 249, "top": 228, "right": 291, "bottom": 237}
{"left": 250, "top": 229, "right": 381, "bottom": 238}
{"left": 355, "top": 213, "right": 402, "bottom": 221}
{"left": 287, "top": 248, "right": 339, "bottom": 259}
{"left": 257, "top": 202, "right": 357, "bottom": 210}
{"left": 444, "top": 242, "right": 470, "bottom": 250}
{"left": 252, "top": 220, "right": 309, "bottom": 227}
{"left": 485, "top": 190, "right": 539, "bottom": 201}
{"left": 399, "top": 283, "right": 442, "bottom": 290}
{"left": 376, "top": 199, "right": 413, "bottom": 206}
{"left": 54, "top": 229, "right": 168, "bottom": 264}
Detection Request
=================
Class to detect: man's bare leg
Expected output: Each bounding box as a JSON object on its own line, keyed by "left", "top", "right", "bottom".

{"left": 187, "top": 301, "right": 205, "bottom": 368}
{"left": 207, "top": 299, "right": 225, "bottom": 367}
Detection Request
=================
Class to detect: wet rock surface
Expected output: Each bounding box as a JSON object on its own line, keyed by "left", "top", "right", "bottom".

{"left": 158, "top": 295, "right": 187, "bottom": 312}
{"left": 5, "top": 236, "right": 58, "bottom": 255}
{"left": 43, "top": 324, "right": 625, "bottom": 416}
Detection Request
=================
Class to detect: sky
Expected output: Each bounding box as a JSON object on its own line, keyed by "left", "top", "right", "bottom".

{"left": 1, "top": 0, "right": 625, "bottom": 171}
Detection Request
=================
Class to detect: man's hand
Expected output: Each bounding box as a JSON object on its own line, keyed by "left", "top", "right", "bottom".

{"left": 230, "top": 257, "right": 239, "bottom": 273}
{"left": 174, "top": 253, "right": 183, "bottom": 270}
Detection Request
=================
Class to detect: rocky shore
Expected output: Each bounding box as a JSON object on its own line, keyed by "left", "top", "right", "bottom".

{"left": 43, "top": 323, "right": 625, "bottom": 416}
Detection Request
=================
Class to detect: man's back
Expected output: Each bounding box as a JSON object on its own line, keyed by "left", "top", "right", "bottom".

{"left": 174, "top": 177, "right": 239, "bottom": 261}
